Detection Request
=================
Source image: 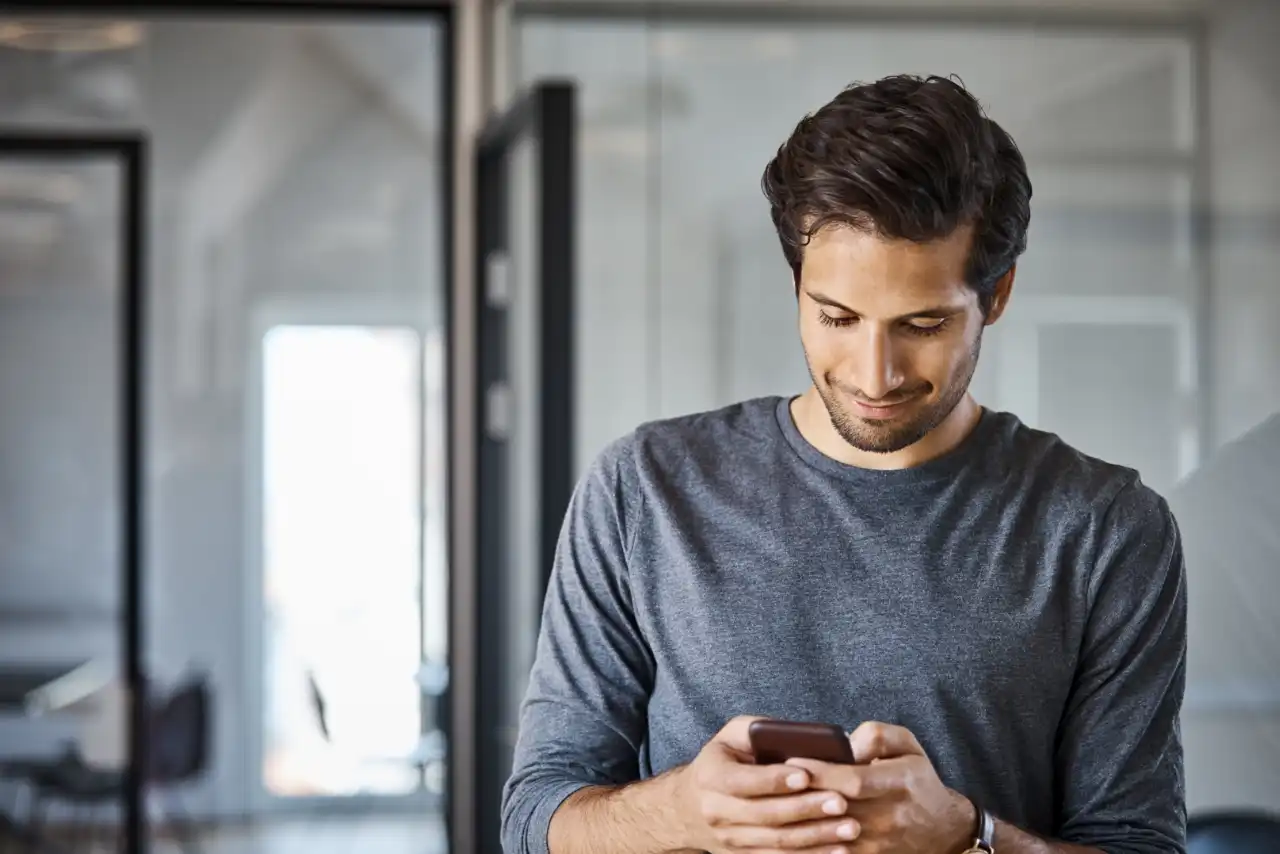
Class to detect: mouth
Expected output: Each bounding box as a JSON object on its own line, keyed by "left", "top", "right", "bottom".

{"left": 848, "top": 396, "right": 916, "bottom": 420}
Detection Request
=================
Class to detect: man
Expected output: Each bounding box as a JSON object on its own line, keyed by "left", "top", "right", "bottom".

{"left": 502, "top": 75, "right": 1186, "bottom": 854}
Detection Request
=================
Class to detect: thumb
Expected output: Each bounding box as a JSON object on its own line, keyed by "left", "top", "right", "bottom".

{"left": 713, "top": 714, "right": 767, "bottom": 755}
{"left": 849, "top": 722, "right": 926, "bottom": 763}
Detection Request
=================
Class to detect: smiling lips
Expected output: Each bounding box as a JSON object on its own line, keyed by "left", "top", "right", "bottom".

{"left": 849, "top": 396, "right": 917, "bottom": 420}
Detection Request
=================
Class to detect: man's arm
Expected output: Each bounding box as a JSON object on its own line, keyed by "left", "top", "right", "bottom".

{"left": 989, "top": 820, "right": 1104, "bottom": 854}
{"left": 1052, "top": 478, "right": 1188, "bottom": 853}
{"left": 964, "top": 479, "right": 1186, "bottom": 854}
{"left": 546, "top": 772, "right": 698, "bottom": 854}
{"left": 500, "top": 437, "right": 673, "bottom": 854}
{"left": 945, "top": 480, "right": 1187, "bottom": 854}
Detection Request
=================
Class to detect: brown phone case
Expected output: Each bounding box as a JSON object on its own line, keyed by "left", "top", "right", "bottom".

{"left": 748, "top": 719, "right": 855, "bottom": 765}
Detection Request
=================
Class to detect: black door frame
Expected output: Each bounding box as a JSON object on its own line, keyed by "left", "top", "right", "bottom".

{"left": 0, "top": 132, "right": 148, "bottom": 854}
{"left": 473, "top": 80, "right": 576, "bottom": 854}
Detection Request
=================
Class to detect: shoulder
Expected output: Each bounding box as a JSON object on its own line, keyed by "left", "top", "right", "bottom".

{"left": 989, "top": 409, "right": 1174, "bottom": 539}
{"left": 575, "top": 396, "right": 785, "bottom": 512}
{"left": 993, "top": 411, "right": 1145, "bottom": 497}
{"left": 1013, "top": 415, "right": 1178, "bottom": 579}
{"left": 600, "top": 396, "right": 786, "bottom": 480}
{"left": 993, "top": 416, "right": 1182, "bottom": 621}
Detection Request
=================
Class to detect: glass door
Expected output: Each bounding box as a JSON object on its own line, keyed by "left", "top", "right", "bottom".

{"left": 0, "top": 133, "right": 147, "bottom": 853}
{"left": 470, "top": 81, "right": 576, "bottom": 854}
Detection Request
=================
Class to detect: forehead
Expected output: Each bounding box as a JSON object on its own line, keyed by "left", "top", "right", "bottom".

{"left": 799, "top": 224, "right": 975, "bottom": 312}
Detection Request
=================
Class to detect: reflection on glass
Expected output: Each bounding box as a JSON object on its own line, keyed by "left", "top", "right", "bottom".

{"left": 261, "top": 324, "right": 423, "bottom": 797}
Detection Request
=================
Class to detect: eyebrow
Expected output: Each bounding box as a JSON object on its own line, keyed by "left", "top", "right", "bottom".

{"left": 805, "top": 290, "right": 965, "bottom": 321}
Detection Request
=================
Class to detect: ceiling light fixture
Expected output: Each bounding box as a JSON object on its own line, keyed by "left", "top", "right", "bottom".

{"left": 0, "top": 19, "right": 145, "bottom": 53}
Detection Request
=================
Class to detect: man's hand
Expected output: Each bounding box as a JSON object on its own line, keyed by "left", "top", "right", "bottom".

{"left": 785, "top": 722, "right": 976, "bottom": 854}
{"left": 675, "top": 715, "right": 864, "bottom": 853}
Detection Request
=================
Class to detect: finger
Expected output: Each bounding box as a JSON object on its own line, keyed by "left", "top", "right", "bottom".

{"left": 711, "top": 815, "right": 861, "bottom": 851}
{"left": 698, "top": 717, "right": 813, "bottom": 796}
{"left": 848, "top": 721, "right": 925, "bottom": 762}
{"left": 784, "top": 756, "right": 911, "bottom": 800}
{"left": 704, "top": 753, "right": 812, "bottom": 798}
{"left": 701, "top": 789, "right": 848, "bottom": 827}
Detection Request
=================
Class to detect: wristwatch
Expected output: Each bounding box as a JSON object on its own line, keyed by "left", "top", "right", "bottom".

{"left": 960, "top": 800, "right": 995, "bottom": 853}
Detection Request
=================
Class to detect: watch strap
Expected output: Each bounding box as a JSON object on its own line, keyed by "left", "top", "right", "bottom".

{"left": 970, "top": 799, "right": 995, "bottom": 852}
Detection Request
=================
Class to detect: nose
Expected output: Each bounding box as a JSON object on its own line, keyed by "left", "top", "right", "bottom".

{"left": 853, "top": 325, "right": 906, "bottom": 401}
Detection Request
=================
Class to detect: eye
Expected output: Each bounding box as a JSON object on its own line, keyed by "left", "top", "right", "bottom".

{"left": 905, "top": 318, "right": 949, "bottom": 336}
{"left": 817, "top": 311, "right": 856, "bottom": 328}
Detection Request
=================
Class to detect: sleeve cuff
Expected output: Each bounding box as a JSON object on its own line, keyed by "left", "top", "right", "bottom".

{"left": 523, "top": 780, "right": 596, "bottom": 854}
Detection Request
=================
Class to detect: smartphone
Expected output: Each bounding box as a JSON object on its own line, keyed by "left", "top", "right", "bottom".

{"left": 748, "top": 718, "right": 855, "bottom": 765}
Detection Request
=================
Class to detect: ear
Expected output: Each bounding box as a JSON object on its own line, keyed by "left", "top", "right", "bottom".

{"left": 984, "top": 265, "right": 1016, "bottom": 325}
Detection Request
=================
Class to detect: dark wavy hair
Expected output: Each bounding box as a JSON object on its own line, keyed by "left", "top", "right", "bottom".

{"left": 762, "top": 74, "right": 1032, "bottom": 314}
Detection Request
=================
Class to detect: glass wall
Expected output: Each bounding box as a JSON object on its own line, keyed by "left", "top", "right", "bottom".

{"left": 0, "top": 143, "right": 128, "bottom": 849}
{"left": 0, "top": 11, "right": 449, "bottom": 853}
{"left": 517, "top": 4, "right": 1280, "bottom": 816}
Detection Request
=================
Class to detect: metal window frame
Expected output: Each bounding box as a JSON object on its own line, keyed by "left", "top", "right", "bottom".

{"left": 472, "top": 79, "right": 576, "bottom": 854}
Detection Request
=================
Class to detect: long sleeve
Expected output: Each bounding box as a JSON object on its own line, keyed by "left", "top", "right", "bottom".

{"left": 500, "top": 436, "right": 656, "bottom": 854}
{"left": 1055, "top": 479, "right": 1188, "bottom": 853}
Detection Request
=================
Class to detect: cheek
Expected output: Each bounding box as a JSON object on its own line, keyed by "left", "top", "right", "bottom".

{"left": 798, "top": 320, "right": 839, "bottom": 361}
{"left": 909, "top": 339, "right": 969, "bottom": 387}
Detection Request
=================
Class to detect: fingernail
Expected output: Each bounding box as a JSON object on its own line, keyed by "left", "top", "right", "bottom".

{"left": 786, "top": 771, "right": 807, "bottom": 790}
{"left": 822, "top": 797, "right": 844, "bottom": 815}
{"left": 837, "top": 821, "right": 857, "bottom": 840}
{"left": 829, "top": 847, "right": 848, "bottom": 854}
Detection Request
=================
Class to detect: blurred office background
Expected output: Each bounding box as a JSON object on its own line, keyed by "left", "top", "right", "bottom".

{"left": 0, "top": 0, "right": 1275, "bottom": 852}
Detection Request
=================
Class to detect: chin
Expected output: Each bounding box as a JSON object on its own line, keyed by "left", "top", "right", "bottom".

{"left": 825, "top": 392, "right": 955, "bottom": 454}
{"left": 846, "top": 426, "right": 931, "bottom": 454}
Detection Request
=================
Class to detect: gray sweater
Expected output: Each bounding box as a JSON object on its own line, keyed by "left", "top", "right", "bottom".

{"left": 501, "top": 397, "right": 1187, "bottom": 854}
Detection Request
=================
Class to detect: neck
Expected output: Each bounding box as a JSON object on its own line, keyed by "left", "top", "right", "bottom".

{"left": 791, "top": 388, "right": 983, "bottom": 471}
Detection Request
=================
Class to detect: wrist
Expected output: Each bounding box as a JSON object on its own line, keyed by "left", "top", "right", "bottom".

{"left": 662, "top": 764, "right": 707, "bottom": 852}
{"left": 947, "top": 789, "right": 979, "bottom": 853}
{"left": 622, "top": 765, "right": 700, "bottom": 853}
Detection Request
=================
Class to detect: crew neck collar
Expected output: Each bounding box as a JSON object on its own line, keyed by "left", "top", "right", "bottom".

{"left": 774, "top": 395, "right": 1001, "bottom": 486}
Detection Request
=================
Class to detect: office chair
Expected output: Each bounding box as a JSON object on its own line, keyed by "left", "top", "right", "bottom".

{"left": 12, "top": 674, "right": 211, "bottom": 853}
{"left": 1188, "top": 810, "right": 1280, "bottom": 854}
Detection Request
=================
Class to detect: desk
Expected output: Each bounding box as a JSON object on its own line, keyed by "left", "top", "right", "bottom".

{"left": 0, "top": 664, "right": 85, "bottom": 854}
{"left": 0, "top": 664, "right": 84, "bottom": 713}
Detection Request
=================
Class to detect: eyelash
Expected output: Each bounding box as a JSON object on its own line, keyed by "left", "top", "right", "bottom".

{"left": 816, "top": 312, "right": 950, "bottom": 337}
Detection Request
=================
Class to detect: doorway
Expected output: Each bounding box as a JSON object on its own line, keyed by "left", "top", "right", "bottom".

{"left": 248, "top": 299, "right": 448, "bottom": 811}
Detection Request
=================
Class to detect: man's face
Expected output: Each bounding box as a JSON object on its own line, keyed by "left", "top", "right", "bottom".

{"left": 797, "top": 224, "right": 1009, "bottom": 455}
